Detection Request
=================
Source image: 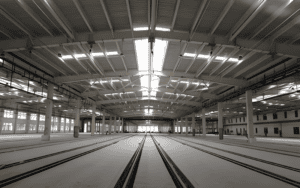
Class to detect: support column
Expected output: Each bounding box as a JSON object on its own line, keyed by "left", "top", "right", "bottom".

{"left": 13, "top": 109, "right": 18, "bottom": 134}
{"left": 63, "top": 117, "right": 66, "bottom": 133}
{"left": 113, "top": 116, "right": 116, "bottom": 133}
{"left": 36, "top": 113, "right": 40, "bottom": 133}
{"left": 109, "top": 115, "right": 112, "bottom": 134}
{"left": 102, "top": 114, "right": 105, "bottom": 134}
{"left": 0, "top": 108, "right": 4, "bottom": 135}
{"left": 25, "top": 113, "right": 30, "bottom": 134}
{"left": 41, "top": 83, "right": 54, "bottom": 141}
{"left": 74, "top": 99, "right": 81, "bottom": 138}
{"left": 246, "top": 90, "right": 255, "bottom": 143}
{"left": 180, "top": 117, "right": 183, "bottom": 134}
{"left": 218, "top": 102, "right": 224, "bottom": 140}
{"left": 58, "top": 116, "right": 61, "bottom": 132}
{"left": 202, "top": 108, "right": 206, "bottom": 137}
{"left": 192, "top": 113, "right": 195, "bottom": 136}
{"left": 185, "top": 117, "right": 188, "bottom": 136}
{"left": 91, "top": 103, "right": 96, "bottom": 136}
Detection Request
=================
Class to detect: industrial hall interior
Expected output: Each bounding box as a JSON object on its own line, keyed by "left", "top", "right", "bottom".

{"left": 0, "top": 0, "right": 300, "bottom": 187}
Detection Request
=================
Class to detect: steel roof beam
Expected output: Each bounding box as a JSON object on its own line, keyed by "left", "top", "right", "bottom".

{"left": 99, "top": 0, "right": 113, "bottom": 35}
{"left": 228, "top": 0, "right": 266, "bottom": 41}
{"left": 210, "top": 0, "right": 235, "bottom": 35}
{"left": 72, "top": 0, "right": 93, "bottom": 32}
{"left": 41, "top": 0, "right": 75, "bottom": 39}
{"left": 171, "top": 0, "right": 180, "bottom": 31}
{"left": 270, "top": 15, "right": 300, "bottom": 41}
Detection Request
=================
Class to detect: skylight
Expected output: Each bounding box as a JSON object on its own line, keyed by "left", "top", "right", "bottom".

{"left": 106, "top": 51, "right": 118, "bottom": 56}
{"left": 183, "top": 53, "right": 196, "bottom": 58}
{"left": 153, "top": 39, "right": 168, "bottom": 71}
{"left": 62, "top": 55, "right": 73, "bottom": 59}
{"left": 133, "top": 27, "right": 148, "bottom": 31}
{"left": 91, "top": 52, "right": 104, "bottom": 56}
{"left": 198, "top": 54, "right": 210, "bottom": 59}
{"left": 155, "top": 27, "right": 170, "bottom": 32}
{"left": 74, "top": 54, "right": 86, "bottom": 58}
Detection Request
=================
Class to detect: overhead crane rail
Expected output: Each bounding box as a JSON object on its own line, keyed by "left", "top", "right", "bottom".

{"left": 165, "top": 136, "right": 300, "bottom": 187}
{"left": 0, "top": 135, "right": 133, "bottom": 187}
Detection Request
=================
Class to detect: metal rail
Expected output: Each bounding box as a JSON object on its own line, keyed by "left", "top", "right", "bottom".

{"left": 150, "top": 134, "right": 194, "bottom": 188}
{"left": 0, "top": 135, "right": 133, "bottom": 170}
{"left": 0, "top": 136, "right": 130, "bottom": 187}
{"left": 166, "top": 136, "right": 300, "bottom": 187}
{"left": 114, "top": 134, "right": 147, "bottom": 188}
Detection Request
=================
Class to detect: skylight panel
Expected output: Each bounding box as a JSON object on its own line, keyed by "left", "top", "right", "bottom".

{"left": 92, "top": 52, "right": 104, "bottom": 57}
{"left": 74, "top": 54, "right": 86, "bottom": 58}
{"left": 153, "top": 39, "right": 168, "bottom": 71}
{"left": 62, "top": 55, "right": 73, "bottom": 59}
{"left": 183, "top": 53, "right": 195, "bottom": 57}
{"left": 228, "top": 58, "right": 239, "bottom": 62}
{"left": 135, "top": 39, "right": 149, "bottom": 71}
{"left": 215, "top": 56, "right": 226, "bottom": 61}
{"left": 106, "top": 51, "right": 118, "bottom": 56}
{"left": 197, "top": 54, "right": 210, "bottom": 59}
{"left": 134, "top": 27, "right": 148, "bottom": 31}
{"left": 155, "top": 27, "right": 170, "bottom": 32}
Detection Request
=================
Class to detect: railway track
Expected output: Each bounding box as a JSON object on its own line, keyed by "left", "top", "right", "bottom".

{"left": 165, "top": 136, "right": 300, "bottom": 187}
{"left": 0, "top": 135, "right": 133, "bottom": 187}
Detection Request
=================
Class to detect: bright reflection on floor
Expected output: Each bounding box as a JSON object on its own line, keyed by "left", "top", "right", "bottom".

{"left": 138, "top": 126, "right": 158, "bottom": 132}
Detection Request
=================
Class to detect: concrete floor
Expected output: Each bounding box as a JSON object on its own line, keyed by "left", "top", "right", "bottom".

{"left": 0, "top": 133, "right": 299, "bottom": 187}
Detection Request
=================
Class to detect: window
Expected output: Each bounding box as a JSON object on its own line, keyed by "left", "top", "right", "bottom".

{"left": 263, "top": 114, "right": 267, "bottom": 120}
{"left": 273, "top": 113, "right": 277, "bottom": 120}
{"left": 294, "top": 127, "right": 299, "bottom": 134}
{"left": 236, "top": 118, "right": 237, "bottom": 123}
{"left": 29, "top": 124, "right": 36, "bottom": 131}
{"left": 66, "top": 119, "right": 69, "bottom": 123}
{"left": 39, "top": 125, "right": 44, "bottom": 131}
{"left": 257, "top": 115, "right": 259, "bottom": 121}
{"left": 17, "top": 124, "right": 25, "bottom": 130}
{"left": 274, "top": 128, "right": 279, "bottom": 134}
{"left": 71, "top": 119, "right": 74, "bottom": 123}
{"left": 284, "top": 111, "right": 287, "bottom": 118}
{"left": 2, "top": 123, "right": 12, "bottom": 131}
{"left": 30, "top": 114, "right": 37, "bottom": 120}
{"left": 255, "top": 128, "right": 258, "bottom": 133}
{"left": 40, "top": 115, "right": 45, "bottom": 121}
{"left": 18, "top": 112, "right": 26, "bottom": 119}
{"left": 4, "top": 110, "right": 13, "bottom": 118}
{"left": 243, "top": 117, "right": 245, "bottom": 122}
{"left": 239, "top": 117, "right": 241, "bottom": 122}
{"left": 61, "top": 118, "right": 64, "bottom": 123}
{"left": 295, "top": 110, "right": 298, "bottom": 118}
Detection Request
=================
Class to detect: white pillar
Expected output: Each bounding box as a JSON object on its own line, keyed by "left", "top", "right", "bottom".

{"left": 102, "top": 114, "right": 105, "bottom": 134}
{"left": 36, "top": 113, "right": 40, "bottom": 133}
{"left": 0, "top": 108, "right": 4, "bottom": 135}
{"left": 113, "top": 116, "right": 116, "bottom": 133}
{"left": 202, "top": 108, "right": 206, "bottom": 137}
{"left": 185, "top": 117, "right": 188, "bottom": 135}
{"left": 109, "top": 115, "right": 112, "bottom": 134}
{"left": 58, "top": 116, "right": 61, "bottom": 132}
{"left": 63, "top": 117, "right": 66, "bottom": 133}
{"left": 246, "top": 90, "right": 255, "bottom": 143}
{"left": 218, "top": 102, "right": 224, "bottom": 140}
{"left": 91, "top": 103, "right": 96, "bottom": 136}
{"left": 25, "top": 112, "right": 30, "bottom": 134}
{"left": 180, "top": 117, "right": 183, "bottom": 134}
{"left": 192, "top": 113, "right": 195, "bottom": 136}
{"left": 41, "top": 83, "right": 54, "bottom": 141}
{"left": 13, "top": 109, "right": 18, "bottom": 134}
{"left": 74, "top": 99, "right": 81, "bottom": 138}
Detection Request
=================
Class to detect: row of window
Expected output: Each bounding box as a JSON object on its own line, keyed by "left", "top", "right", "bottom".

{"left": 254, "top": 127, "right": 299, "bottom": 134}
{"left": 228, "top": 110, "right": 299, "bottom": 123}
{"left": 1, "top": 123, "right": 73, "bottom": 131}
{"left": 3, "top": 110, "right": 74, "bottom": 123}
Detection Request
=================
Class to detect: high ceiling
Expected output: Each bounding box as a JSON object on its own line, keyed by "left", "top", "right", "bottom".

{"left": 0, "top": 0, "right": 300, "bottom": 120}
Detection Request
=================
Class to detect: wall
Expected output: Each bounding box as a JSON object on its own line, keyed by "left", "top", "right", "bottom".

{"left": 224, "top": 109, "right": 300, "bottom": 138}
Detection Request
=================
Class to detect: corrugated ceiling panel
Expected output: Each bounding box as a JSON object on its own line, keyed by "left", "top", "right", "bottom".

{"left": 163, "top": 41, "right": 179, "bottom": 70}
{"left": 77, "top": 0, "right": 111, "bottom": 31}
{"left": 196, "top": 0, "right": 228, "bottom": 33}
{"left": 105, "top": 0, "right": 131, "bottom": 30}
{"left": 130, "top": 0, "right": 148, "bottom": 28}
{"left": 124, "top": 55, "right": 137, "bottom": 69}
{"left": 53, "top": 0, "right": 90, "bottom": 33}
{"left": 173, "top": 0, "right": 203, "bottom": 31}
{"left": 214, "top": 0, "right": 253, "bottom": 36}
{"left": 176, "top": 58, "right": 190, "bottom": 72}
{"left": 156, "top": 0, "right": 177, "bottom": 28}
{"left": 110, "top": 57, "right": 125, "bottom": 71}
